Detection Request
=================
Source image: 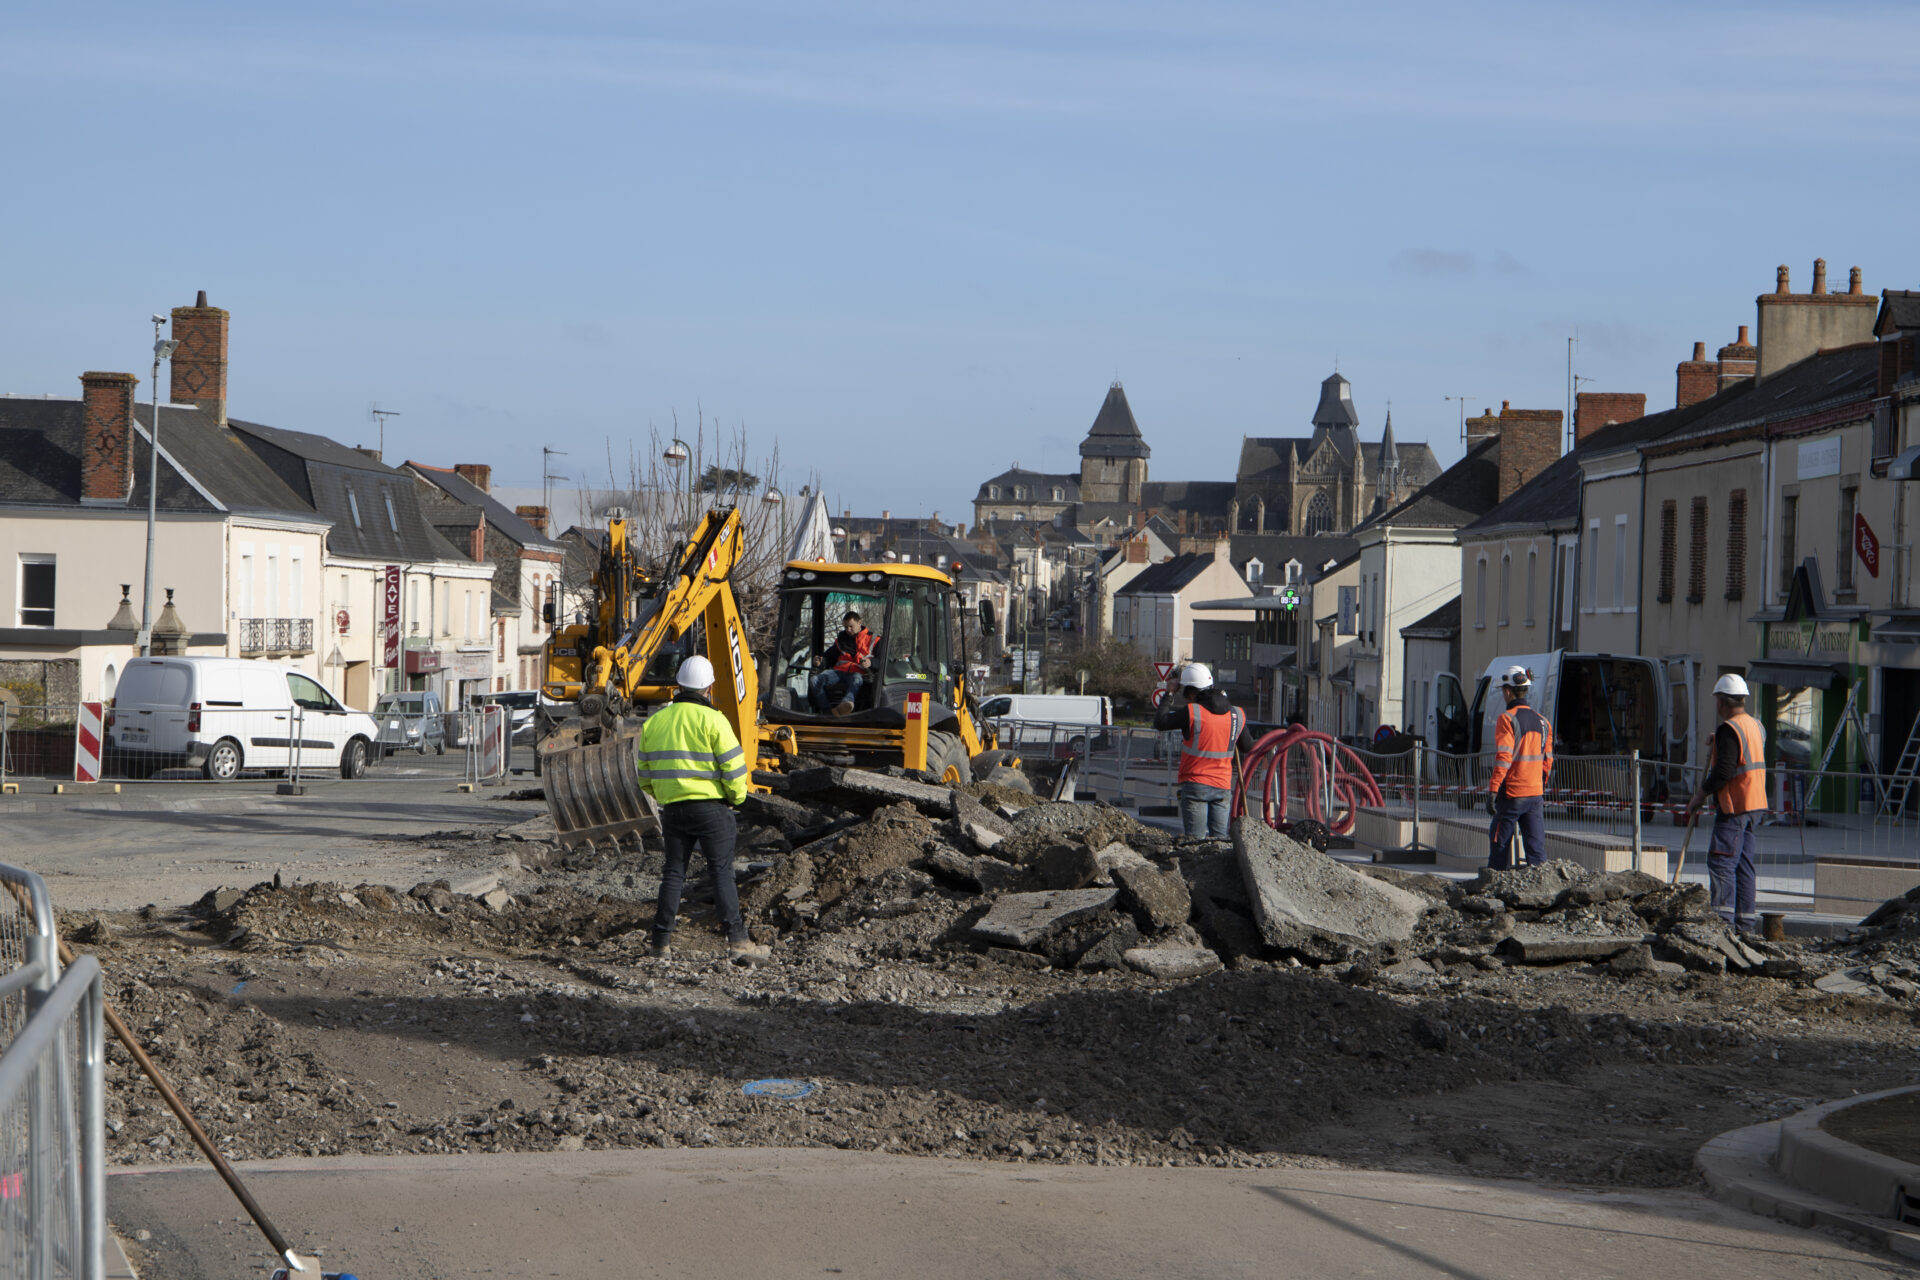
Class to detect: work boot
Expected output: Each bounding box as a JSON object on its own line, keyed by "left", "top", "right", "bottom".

{"left": 728, "top": 938, "right": 771, "bottom": 964}
{"left": 832, "top": 700, "right": 854, "bottom": 716}
{"left": 647, "top": 940, "right": 671, "bottom": 959}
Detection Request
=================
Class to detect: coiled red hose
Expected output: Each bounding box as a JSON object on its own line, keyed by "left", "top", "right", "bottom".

{"left": 1231, "top": 727, "right": 1384, "bottom": 836}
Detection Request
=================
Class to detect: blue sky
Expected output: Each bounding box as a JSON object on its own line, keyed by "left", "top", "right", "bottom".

{"left": 5, "top": 1, "right": 1917, "bottom": 524}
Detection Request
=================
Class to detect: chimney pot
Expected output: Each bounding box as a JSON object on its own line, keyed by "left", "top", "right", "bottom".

{"left": 195, "top": 289, "right": 207, "bottom": 307}
{"left": 1501, "top": 399, "right": 1510, "bottom": 412}
{"left": 1777, "top": 265, "right": 1791, "bottom": 294}
{"left": 1692, "top": 342, "right": 1706, "bottom": 361}
{"left": 1850, "top": 266, "right": 1863, "bottom": 295}
{"left": 1737, "top": 324, "right": 1750, "bottom": 344}
{"left": 1812, "top": 258, "right": 1828, "bottom": 295}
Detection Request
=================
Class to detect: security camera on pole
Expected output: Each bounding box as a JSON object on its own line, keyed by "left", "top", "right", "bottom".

{"left": 138, "top": 316, "right": 181, "bottom": 656}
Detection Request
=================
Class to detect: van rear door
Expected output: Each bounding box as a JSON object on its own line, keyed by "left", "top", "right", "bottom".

{"left": 112, "top": 659, "right": 193, "bottom": 759}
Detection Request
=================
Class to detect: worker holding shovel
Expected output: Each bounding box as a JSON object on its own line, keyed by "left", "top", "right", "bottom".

{"left": 1685, "top": 673, "right": 1767, "bottom": 935}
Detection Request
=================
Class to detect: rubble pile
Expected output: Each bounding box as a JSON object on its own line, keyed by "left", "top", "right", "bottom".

{"left": 1809, "top": 883, "right": 1920, "bottom": 1000}
{"left": 64, "top": 769, "right": 1920, "bottom": 1191}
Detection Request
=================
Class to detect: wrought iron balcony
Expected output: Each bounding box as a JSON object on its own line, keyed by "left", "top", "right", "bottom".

{"left": 238, "top": 617, "right": 315, "bottom": 655}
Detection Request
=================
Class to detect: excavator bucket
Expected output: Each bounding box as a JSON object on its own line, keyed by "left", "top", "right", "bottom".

{"left": 542, "top": 736, "right": 661, "bottom": 850}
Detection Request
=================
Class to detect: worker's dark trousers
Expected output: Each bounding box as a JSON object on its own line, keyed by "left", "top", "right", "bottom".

{"left": 1488, "top": 795, "right": 1546, "bottom": 869}
{"left": 651, "top": 799, "right": 747, "bottom": 944}
{"left": 1708, "top": 809, "right": 1761, "bottom": 932}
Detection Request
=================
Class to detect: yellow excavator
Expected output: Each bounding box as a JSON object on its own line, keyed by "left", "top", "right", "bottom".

{"left": 536, "top": 505, "right": 1010, "bottom": 849}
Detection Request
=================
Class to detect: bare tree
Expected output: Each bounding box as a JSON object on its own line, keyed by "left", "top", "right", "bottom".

{"left": 584, "top": 410, "right": 819, "bottom": 652}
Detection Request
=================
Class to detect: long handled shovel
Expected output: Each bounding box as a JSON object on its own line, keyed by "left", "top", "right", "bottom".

{"left": 1670, "top": 810, "right": 1700, "bottom": 887}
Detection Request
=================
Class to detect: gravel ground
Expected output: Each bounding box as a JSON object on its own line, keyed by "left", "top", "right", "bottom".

{"left": 67, "top": 792, "right": 1920, "bottom": 1193}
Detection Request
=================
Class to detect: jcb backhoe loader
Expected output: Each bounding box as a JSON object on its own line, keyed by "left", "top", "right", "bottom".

{"left": 536, "top": 505, "right": 1011, "bottom": 849}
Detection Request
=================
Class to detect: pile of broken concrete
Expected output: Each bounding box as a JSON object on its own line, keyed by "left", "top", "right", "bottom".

{"left": 1810, "top": 883, "right": 1920, "bottom": 1000}
{"left": 734, "top": 767, "right": 1218, "bottom": 979}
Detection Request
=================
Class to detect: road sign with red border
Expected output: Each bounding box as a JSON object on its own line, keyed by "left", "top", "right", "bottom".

{"left": 1154, "top": 662, "right": 1174, "bottom": 681}
{"left": 1151, "top": 688, "right": 1169, "bottom": 708}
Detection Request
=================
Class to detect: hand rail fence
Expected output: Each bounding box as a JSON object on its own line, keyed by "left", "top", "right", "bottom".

{"left": 0, "top": 862, "right": 105, "bottom": 1280}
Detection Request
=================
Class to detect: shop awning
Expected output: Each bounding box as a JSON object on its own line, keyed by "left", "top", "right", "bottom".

{"left": 1748, "top": 658, "right": 1845, "bottom": 691}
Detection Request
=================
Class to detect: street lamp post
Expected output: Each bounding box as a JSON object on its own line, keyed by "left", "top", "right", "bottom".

{"left": 762, "top": 485, "right": 786, "bottom": 558}
{"left": 662, "top": 437, "right": 692, "bottom": 530}
{"left": 138, "top": 317, "right": 181, "bottom": 656}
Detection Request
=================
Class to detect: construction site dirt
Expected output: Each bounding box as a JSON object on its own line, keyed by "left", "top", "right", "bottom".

{"left": 69, "top": 781, "right": 1920, "bottom": 1202}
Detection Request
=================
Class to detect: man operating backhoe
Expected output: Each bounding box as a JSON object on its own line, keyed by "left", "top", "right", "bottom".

{"left": 810, "top": 610, "right": 875, "bottom": 715}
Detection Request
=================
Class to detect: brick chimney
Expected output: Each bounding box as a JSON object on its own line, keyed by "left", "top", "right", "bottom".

{"left": 1676, "top": 342, "right": 1718, "bottom": 408}
{"left": 169, "top": 290, "right": 229, "bottom": 425}
{"left": 454, "top": 463, "right": 491, "bottom": 493}
{"left": 468, "top": 520, "right": 486, "bottom": 561}
{"left": 1474, "top": 401, "right": 1563, "bottom": 503}
{"left": 1716, "top": 324, "right": 1757, "bottom": 389}
{"left": 79, "top": 371, "right": 139, "bottom": 505}
{"left": 1756, "top": 260, "right": 1877, "bottom": 380}
{"left": 514, "top": 504, "right": 550, "bottom": 535}
{"left": 1575, "top": 391, "right": 1647, "bottom": 443}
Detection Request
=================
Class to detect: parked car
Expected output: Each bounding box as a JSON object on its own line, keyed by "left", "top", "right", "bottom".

{"left": 374, "top": 691, "right": 447, "bottom": 756}
{"left": 474, "top": 690, "right": 540, "bottom": 745}
{"left": 106, "top": 656, "right": 378, "bottom": 781}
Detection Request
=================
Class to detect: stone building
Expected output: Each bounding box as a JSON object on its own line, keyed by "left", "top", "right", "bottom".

{"left": 1231, "top": 373, "right": 1441, "bottom": 537}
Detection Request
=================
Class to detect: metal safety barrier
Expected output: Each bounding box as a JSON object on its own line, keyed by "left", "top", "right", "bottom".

{"left": 0, "top": 863, "right": 105, "bottom": 1280}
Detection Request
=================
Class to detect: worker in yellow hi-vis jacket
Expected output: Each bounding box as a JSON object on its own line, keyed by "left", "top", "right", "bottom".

{"left": 636, "top": 656, "right": 770, "bottom": 964}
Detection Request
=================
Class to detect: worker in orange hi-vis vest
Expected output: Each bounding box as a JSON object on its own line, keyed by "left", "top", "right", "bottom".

{"left": 1153, "top": 662, "right": 1257, "bottom": 839}
{"left": 1486, "top": 666, "right": 1553, "bottom": 868}
{"left": 1685, "top": 673, "right": 1768, "bottom": 935}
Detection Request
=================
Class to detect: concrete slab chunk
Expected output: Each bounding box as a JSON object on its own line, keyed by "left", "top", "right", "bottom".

{"left": 1123, "top": 947, "right": 1223, "bottom": 980}
{"left": 971, "top": 889, "right": 1119, "bottom": 949}
{"left": 788, "top": 768, "right": 955, "bottom": 817}
{"left": 1498, "top": 929, "right": 1640, "bottom": 963}
{"left": 1231, "top": 818, "right": 1426, "bottom": 961}
{"left": 1113, "top": 863, "right": 1191, "bottom": 932}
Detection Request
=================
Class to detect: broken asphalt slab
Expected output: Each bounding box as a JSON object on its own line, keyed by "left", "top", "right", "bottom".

{"left": 1232, "top": 817, "right": 1426, "bottom": 962}
{"left": 970, "top": 889, "right": 1120, "bottom": 949}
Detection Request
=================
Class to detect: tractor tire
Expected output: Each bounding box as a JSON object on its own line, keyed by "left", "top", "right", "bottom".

{"left": 926, "top": 732, "right": 970, "bottom": 786}
{"left": 969, "top": 749, "right": 1012, "bottom": 782}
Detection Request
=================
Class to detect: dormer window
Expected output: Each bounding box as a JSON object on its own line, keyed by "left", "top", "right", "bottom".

{"left": 988, "top": 485, "right": 1000, "bottom": 500}
{"left": 1051, "top": 486, "right": 1065, "bottom": 502}
{"left": 1014, "top": 486, "right": 1028, "bottom": 501}
{"left": 1245, "top": 558, "right": 1264, "bottom": 586}
{"left": 1285, "top": 559, "right": 1303, "bottom": 584}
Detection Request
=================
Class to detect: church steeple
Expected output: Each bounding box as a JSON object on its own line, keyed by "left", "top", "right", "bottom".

{"left": 1309, "top": 371, "right": 1360, "bottom": 459}
{"left": 1078, "top": 381, "right": 1150, "bottom": 506}
{"left": 1371, "top": 409, "right": 1402, "bottom": 514}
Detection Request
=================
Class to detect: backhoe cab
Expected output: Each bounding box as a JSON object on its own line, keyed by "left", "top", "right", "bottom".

{"left": 761, "top": 563, "right": 993, "bottom": 783}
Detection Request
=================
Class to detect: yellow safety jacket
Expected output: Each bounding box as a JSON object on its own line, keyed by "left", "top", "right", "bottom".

{"left": 636, "top": 696, "right": 749, "bottom": 806}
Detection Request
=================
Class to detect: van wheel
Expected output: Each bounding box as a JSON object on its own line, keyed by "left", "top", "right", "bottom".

{"left": 926, "top": 732, "right": 969, "bottom": 786}
{"left": 434, "top": 739, "right": 446, "bottom": 756}
{"left": 203, "top": 739, "right": 242, "bottom": 782}
{"left": 340, "top": 738, "right": 369, "bottom": 780}
{"left": 1067, "top": 734, "right": 1087, "bottom": 756}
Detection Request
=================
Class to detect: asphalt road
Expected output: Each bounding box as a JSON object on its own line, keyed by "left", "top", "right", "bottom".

{"left": 109, "top": 1148, "right": 1905, "bottom": 1280}
{"left": 0, "top": 754, "right": 532, "bottom": 911}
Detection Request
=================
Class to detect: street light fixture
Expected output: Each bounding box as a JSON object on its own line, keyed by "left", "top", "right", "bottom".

{"left": 762, "top": 485, "right": 787, "bottom": 556}
{"left": 138, "top": 317, "right": 181, "bottom": 656}
{"left": 662, "top": 438, "right": 690, "bottom": 465}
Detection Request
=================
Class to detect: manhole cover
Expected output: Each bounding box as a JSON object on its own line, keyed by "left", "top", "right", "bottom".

{"left": 742, "top": 1078, "right": 815, "bottom": 1100}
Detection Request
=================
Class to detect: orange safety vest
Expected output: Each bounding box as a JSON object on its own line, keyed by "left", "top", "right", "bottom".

{"left": 1179, "top": 703, "right": 1244, "bottom": 789}
{"left": 831, "top": 629, "right": 874, "bottom": 674}
{"left": 1490, "top": 705, "right": 1553, "bottom": 798}
{"left": 1716, "top": 711, "right": 1769, "bottom": 815}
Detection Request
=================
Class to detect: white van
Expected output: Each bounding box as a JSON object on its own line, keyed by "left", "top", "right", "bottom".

{"left": 977, "top": 693, "right": 1113, "bottom": 754}
{"left": 1418, "top": 650, "right": 1681, "bottom": 765}
{"left": 106, "top": 657, "right": 380, "bottom": 781}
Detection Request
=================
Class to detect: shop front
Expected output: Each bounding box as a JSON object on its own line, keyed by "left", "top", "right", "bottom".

{"left": 1752, "top": 609, "right": 1866, "bottom": 816}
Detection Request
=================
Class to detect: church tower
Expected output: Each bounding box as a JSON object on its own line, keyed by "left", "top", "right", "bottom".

{"left": 1078, "top": 382, "right": 1150, "bottom": 505}
{"left": 1308, "top": 372, "right": 1360, "bottom": 460}
{"left": 1374, "top": 409, "right": 1401, "bottom": 512}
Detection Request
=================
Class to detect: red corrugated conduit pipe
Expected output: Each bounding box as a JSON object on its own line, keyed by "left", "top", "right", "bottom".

{"left": 1231, "top": 726, "right": 1383, "bottom": 836}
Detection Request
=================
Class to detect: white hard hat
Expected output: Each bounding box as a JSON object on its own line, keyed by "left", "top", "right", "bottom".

{"left": 1713, "top": 673, "right": 1749, "bottom": 698}
{"left": 676, "top": 655, "right": 715, "bottom": 689}
{"left": 1180, "top": 663, "right": 1213, "bottom": 689}
{"left": 1498, "top": 665, "right": 1531, "bottom": 690}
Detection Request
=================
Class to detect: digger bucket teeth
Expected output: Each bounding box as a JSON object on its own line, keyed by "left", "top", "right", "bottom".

{"left": 544, "top": 738, "right": 661, "bottom": 850}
